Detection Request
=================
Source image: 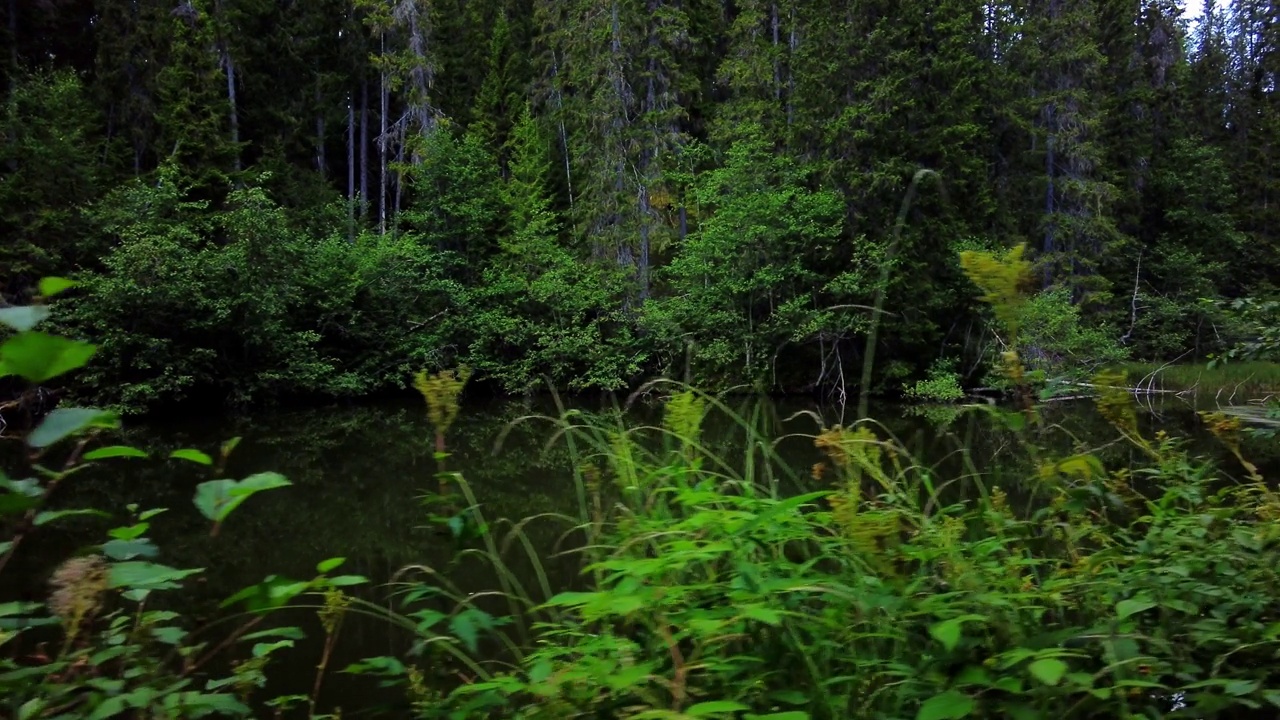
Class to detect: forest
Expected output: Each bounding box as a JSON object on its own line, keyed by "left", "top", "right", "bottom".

{"left": 2, "top": 0, "right": 1278, "bottom": 411}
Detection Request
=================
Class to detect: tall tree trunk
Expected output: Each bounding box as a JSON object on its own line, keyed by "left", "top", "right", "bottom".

{"left": 7, "top": 0, "right": 16, "bottom": 83}
{"left": 347, "top": 91, "right": 356, "bottom": 240}
{"left": 551, "top": 53, "right": 574, "bottom": 210}
{"left": 224, "top": 47, "right": 241, "bottom": 173}
{"left": 379, "top": 35, "right": 389, "bottom": 236}
{"left": 360, "top": 79, "right": 369, "bottom": 220}
{"left": 315, "top": 83, "right": 326, "bottom": 177}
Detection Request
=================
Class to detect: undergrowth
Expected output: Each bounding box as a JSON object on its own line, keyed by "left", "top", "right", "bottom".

{"left": 6, "top": 256, "right": 1280, "bottom": 720}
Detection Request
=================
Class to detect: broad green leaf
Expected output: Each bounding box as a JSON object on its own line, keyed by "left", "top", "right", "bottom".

{"left": 26, "top": 407, "right": 117, "bottom": 448}
{"left": 221, "top": 575, "right": 311, "bottom": 611}
{"left": 232, "top": 472, "right": 291, "bottom": 496}
{"left": 0, "top": 541, "right": 12, "bottom": 555}
{"left": 18, "top": 698, "right": 45, "bottom": 720}
{"left": 0, "top": 306, "right": 51, "bottom": 332}
{"left": 108, "top": 562, "right": 202, "bottom": 591}
{"left": 1, "top": 476, "right": 41, "bottom": 497}
{"left": 0, "top": 493, "right": 40, "bottom": 516}
{"left": 917, "top": 690, "right": 974, "bottom": 720}
{"left": 1115, "top": 598, "right": 1157, "bottom": 620}
{"left": 151, "top": 626, "right": 187, "bottom": 645}
{"left": 194, "top": 473, "right": 291, "bottom": 523}
{"left": 450, "top": 612, "right": 480, "bottom": 654}
{"left": 193, "top": 479, "right": 238, "bottom": 521}
{"left": 84, "top": 445, "right": 148, "bottom": 460}
{"left": 251, "top": 640, "right": 294, "bottom": 657}
{"left": 0, "top": 601, "right": 43, "bottom": 617}
{"left": 87, "top": 695, "right": 129, "bottom": 720}
{"left": 38, "top": 277, "right": 77, "bottom": 297}
{"left": 741, "top": 605, "right": 783, "bottom": 626}
{"left": 325, "top": 575, "right": 368, "bottom": 586}
{"left": 929, "top": 617, "right": 972, "bottom": 652}
{"left": 108, "top": 522, "right": 150, "bottom": 540}
{"left": 34, "top": 508, "right": 109, "bottom": 525}
{"left": 1226, "top": 679, "right": 1260, "bottom": 696}
{"left": 171, "top": 448, "right": 213, "bottom": 465}
{"left": 1028, "top": 657, "right": 1068, "bottom": 686}
{"left": 317, "top": 557, "right": 346, "bottom": 573}
{"left": 0, "top": 332, "right": 96, "bottom": 383}
{"left": 138, "top": 508, "right": 167, "bottom": 521}
{"left": 745, "top": 714, "right": 810, "bottom": 720}
{"left": 103, "top": 538, "right": 159, "bottom": 561}
{"left": 689, "top": 701, "right": 750, "bottom": 716}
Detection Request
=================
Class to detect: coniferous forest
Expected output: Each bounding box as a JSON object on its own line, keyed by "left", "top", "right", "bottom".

{"left": 2, "top": 0, "right": 1277, "bottom": 410}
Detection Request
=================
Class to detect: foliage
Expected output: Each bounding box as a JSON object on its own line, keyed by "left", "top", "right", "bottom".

{"left": 1, "top": 286, "right": 317, "bottom": 719}
{"left": 903, "top": 357, "right": 966, "bottom": 402}
{"left": 10, "top": 272, "right": 1280, "bottom": 719}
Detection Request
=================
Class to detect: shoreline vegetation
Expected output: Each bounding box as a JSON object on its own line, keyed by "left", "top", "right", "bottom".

{"left": 5, "top": 249, "right": 1280, "bottom": 718}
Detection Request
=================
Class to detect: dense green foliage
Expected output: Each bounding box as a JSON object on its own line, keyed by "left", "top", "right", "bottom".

{"left": 4, "top": 0, "right": 1280, "bottom": 409}
{"left": 7, "top": 282, "right": 1280, "bottom": 719}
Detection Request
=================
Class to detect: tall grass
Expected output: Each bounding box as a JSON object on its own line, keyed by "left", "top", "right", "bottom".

{"left": 348, "top": 375, "right": 1280, "bottom": 720}
{"left": 1117, "top": 360, "right": 1280, "bottom": 401}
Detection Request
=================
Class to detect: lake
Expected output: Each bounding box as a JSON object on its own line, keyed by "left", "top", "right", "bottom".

{"left": 3, "top": 391, "right": 1274, "bottom": 714}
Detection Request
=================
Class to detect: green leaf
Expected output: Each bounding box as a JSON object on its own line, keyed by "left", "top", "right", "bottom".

{"left": 342, "top": 656, "right": 406, "bottom": 676}
{"left": 0, "top": 332, "right": 97, "bottom": 383}
{"left": 151, "top": 626, "right": 187, "bottom": 645}
{"left": 108, "top": 562, "right": 202, "bottom": 592}
{"left": 0, "top": 493, "right": 40, "bottom": 516}
{"left": 316, "top": 557, "right": 346, "bottom": 573}
{"left": 18, "top": 698, "right": 46, "bottom": 720}
{"left": 171, "top": 449, "right": 213, "bottom": 465}
{"left": 251, "top": 640, "right": 294, "bottom": 657}
{"left": 87, "top": 695, "right": 129, "bottom": 720}
{"left": 138, "top": 508, "right": 167, "bottom": 521}
{"left": 450, "top": 612, "right": 480, "bottom": 654}
{"left": 109, "top": 522, "right": 150, "bottom": 540}
{"left": 745, "top": 714, "right": 810, "bottom": 720}
{"left": 39, "top": 277, "right": 77, "bottom": 297}
{"left": 1226, "top": 679, "right": 1260, "bottom": 696}
{"left": 241, "top": 626, "right": 306, "bottom": 642}
{"left": 325, "top": 575, "right": 368, "bottom": 586}
{"left": 234, "top": 472, "right": 290, "bottom": 495}
{"left": 1028, "top": 657, "right": 1068, "bottom": 686}
{"left": 917, "top": 690, "right": 975, "bottom": 720}
{"left": 34, "top": 508, "right": 109, "bottom": 525}
{"left": 103, "top": 539, "right": 159, "bottom": 561}
{"left": 27, "top": 408, "right": 117, "bottom": 448}
{"left": 0, "top": 306, "right": 51, "bottom": 332}
{"left": 1115, "top": 598, "right": 1157, "bottom": 620}
{"left": 688, "top": 701, "right": 751, "bottom": 716}
{"left": 193, "top": 479, "right": 237, "bottom": 521}
{"left": 929, "top": 618, "right": 967, "bottom": 652}
{"left": 741, "top": 605, "right": 783, "bottom": 626}
{"left": 84, "top": 446, "right": 148, "bottom": 460}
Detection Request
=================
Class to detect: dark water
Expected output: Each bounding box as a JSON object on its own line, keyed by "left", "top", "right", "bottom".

{"left": 3, "top": 393, "right": 1275, "bottom": 715}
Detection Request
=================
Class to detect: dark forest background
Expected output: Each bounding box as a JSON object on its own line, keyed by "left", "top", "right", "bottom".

{"left": 2, "top": 0, "right": 1275, "bottom": 410}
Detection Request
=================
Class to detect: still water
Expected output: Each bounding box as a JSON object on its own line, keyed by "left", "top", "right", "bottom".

{"left": 3, "top": 393, "right": 1272, "bottom": 715}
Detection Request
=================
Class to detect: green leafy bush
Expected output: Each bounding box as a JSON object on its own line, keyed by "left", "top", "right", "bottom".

{"left": 904, "top": 357, "right": 966, "bottom": 401}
